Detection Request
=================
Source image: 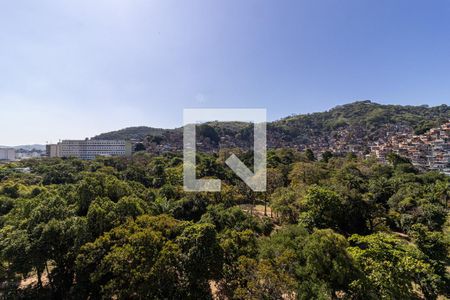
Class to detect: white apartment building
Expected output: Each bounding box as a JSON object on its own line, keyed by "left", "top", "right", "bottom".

{"left": 0, "top": 148, "right": 16, "bottom": 161}
{"left": 48, "top": 139, "right": 132, "bottom": 160}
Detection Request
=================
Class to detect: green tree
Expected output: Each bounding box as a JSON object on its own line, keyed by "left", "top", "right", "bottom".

{"left": 348, "top": 232, "right": 442, "bottom": 299}
{"left": 305, "top": 148, "right": 316, "bottom": 161}
{"left": 298, "top": 186, "right": 344, "bottom": 231}
{"left": 297, "top": 229, "right": 361, "bottom": 299}
{"left": 320, "top": 150, "right": 333, "bottom": 163}
{"left": 76, "top": 215, "right": 222, "bottom": 299}
{"left": 270, "top": 187, "right": 299, "bottom": 224}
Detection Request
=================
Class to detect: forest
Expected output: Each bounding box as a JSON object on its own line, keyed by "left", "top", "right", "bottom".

{"left": 0, "top": 149, "right": 448, "bottom": 299}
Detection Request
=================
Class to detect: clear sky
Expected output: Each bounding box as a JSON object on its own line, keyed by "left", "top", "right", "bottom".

{"left": 1, "top": 0, "right": 450, "bottom": 145}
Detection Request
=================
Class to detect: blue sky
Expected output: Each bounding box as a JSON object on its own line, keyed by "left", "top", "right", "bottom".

{"left": 1, "top": 0, "right": 450, "bottom": 145}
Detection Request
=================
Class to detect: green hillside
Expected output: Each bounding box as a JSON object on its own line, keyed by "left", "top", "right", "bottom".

{"left": 91, "top": 101, "right": 450, "bottom": 157}
{"left": 276, "top": 100, "right": 450, "bottom": 135}
{"left": 93, "top": 126, "right": 169, "bottom": 140}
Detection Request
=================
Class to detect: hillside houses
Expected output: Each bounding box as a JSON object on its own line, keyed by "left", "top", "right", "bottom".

{"left": 371, "top": 121, "right": 450, "bottom": 174}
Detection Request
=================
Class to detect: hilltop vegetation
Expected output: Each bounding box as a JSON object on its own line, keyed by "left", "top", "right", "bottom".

{"left": 0, "top": 149, "right": 448, "bottom": 299}
{"left": 276, "top": 100, "right": 450, "bottom": 134}
{"left": 93, "top": 126, "right": 169, "bottom": 140}
{"left": 93, "top": 101, "right": 450, "bottom": 154}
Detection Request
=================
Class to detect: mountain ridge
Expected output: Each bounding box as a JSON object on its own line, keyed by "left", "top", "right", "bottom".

{"left": 93, "top": 101, "right": 450, "bottom": 145}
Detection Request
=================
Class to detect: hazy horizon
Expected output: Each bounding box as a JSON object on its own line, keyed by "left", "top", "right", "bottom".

{"left": 2, "top": 0, "right": 450, "bottom": 145}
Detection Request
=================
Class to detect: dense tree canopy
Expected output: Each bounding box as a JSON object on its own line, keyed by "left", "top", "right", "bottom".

{"left": 0, "top": 150, "right": 448, "bottom": 299}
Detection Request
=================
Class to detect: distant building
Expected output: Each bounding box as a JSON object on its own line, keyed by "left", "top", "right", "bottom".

{"left": 16, "top": 151, "right": 43, "bottom": 159}
{"left": 47, "top": 139, "right": 132, "bottom": 160}
{"left": 46, "top": 144, "right": 60, "bottom": 158}
{"left": 0, "top": 148, "right": 16, "bottom": 161}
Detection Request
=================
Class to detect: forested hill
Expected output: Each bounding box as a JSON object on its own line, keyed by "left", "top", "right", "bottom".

{"left": 93, "top": 101, "right": 450, "bottom": 153}
{"left": 276, "top": 100, "right": 450, "bottom": 134}
{"left": 93, "top": 126, "right": 170, "bottom": 140}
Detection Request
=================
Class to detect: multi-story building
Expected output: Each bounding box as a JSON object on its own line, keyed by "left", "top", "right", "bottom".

{"left": 46, "top": 144, "right": 61, "bottom": 158}
{"left": 0, "top": 148, "right": 16, "bottom": 161}
{"left": 47, "top": 139, "right": 132, "bottom": 160}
